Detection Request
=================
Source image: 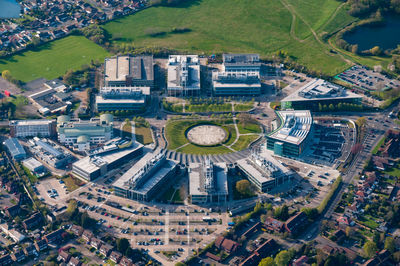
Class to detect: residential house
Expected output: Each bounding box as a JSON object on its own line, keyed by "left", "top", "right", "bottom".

{"left": 0, "top": 254, "right": 13, "bottom": 265}
{"left": 82, "top": 230, "right": 93, "bottom": 242}
{"left": 11, "top": 249, "right": 26, "bottom": 262}
{"left": 23, "top": 243, "right": 37, "bottom": 257}
{"left": 43, "top": 228, "right": 64, "bottom": 244}
{"left": 23, "top": 212, "right": 43, "bottom": 230}
{"left": 239, "top": 239, "right": 277, "bottom": 266}
{"left": 206, "top": 252, "right": 221, "bottom": 262}
{"left": 58, "top": 249, "right": 71, "bottom": 263}
{"left": 99, "top": 243, "right": 113, "bottom": 257}
{"left": 110, "top": 251, "right": 122, "bottom": 263}
{"left": 215, "top": 236, "right": 239, "bottom": 254}
{"left": 119, "top": 256, "right": 133, "bottom": 266}
{"left": 243, "top": 222, "right": 261, "bottom": 239}
{"left": 68, "top": 256, "right": 82, "bottom": 266}
{"left": 70, "top": 225, "right": 83, "bottom": 236}
{"left": 4, "top": 204, "right": 21, "bottom": 218}
{"left": 90, "top": 238, "right": 102, "bottom": 250}
{"left": 285, "top": 212, "right": 308, "bottom": 235}
{"left": 34, "top": 239, "right": 48, "bottom": 252}
{"left": 264, "top": 217, "right": 285, "bottom": 233}
{"left": 293, "top": 255, "right": 309, "bottom": 266}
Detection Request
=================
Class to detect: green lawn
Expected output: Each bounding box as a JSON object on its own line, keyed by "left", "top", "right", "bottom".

{"left": 237, "top": 123, "right": 262, "bottom": 134}
{"left": 135, "top": 126, "right": 153, "bottom": 145}
{"left": 102, "top": 0, "right": 356, "bottom": 75}
{"left": 231, "top": 135, "right": 259, "bottom": 151}
{"left": 384, "top": 165, "right": 400, "bottom": 178}
{"left": 0, "top": 35, "right": 110, "bottom": 82}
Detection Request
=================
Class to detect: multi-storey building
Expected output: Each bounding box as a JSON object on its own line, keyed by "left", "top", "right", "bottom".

{"left": 266, "top": 110, "right": 313, "bottom": 157}
{"left": 167, "top": 55, "right": 200, "bottom": 96}
{"left": 9, "top": 120, "right": 56, "bottom": 138}
{"left": 113, "top": 149, "right": 178, "bottom": 201}
{"left": 104, "top": 55, "right": 154, "bottom": 88}
{"left": 189, "top": 160, "right": 229, "bottom": 204}
{"left": 56, "top": 114, "right": 113, "bottom": 151}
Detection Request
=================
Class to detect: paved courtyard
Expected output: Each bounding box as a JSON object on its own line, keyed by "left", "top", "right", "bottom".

{"left": 187, "top": 125, "right": 226, "bottom": 146}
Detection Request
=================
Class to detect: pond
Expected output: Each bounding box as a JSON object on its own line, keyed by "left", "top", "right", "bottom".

{"left": 0, "top": 0, "right": 21, "bottom": 18}
{"left": 344, "top": 14, "right": 400, "bottom": 51}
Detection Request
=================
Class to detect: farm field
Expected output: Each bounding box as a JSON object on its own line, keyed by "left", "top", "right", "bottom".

{"left": 103, "top": 0, "right": 358, "bottom": 75}
{"left": 0, "top": 35, "right": 110, "bottom": 83}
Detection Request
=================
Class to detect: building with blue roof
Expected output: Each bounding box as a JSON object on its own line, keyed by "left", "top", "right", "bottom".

{"left": 4, "top": 138, "right": 26, "bottom": 161}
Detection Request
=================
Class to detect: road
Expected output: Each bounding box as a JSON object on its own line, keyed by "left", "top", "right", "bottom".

{"left": 301, "top": 103, "right": 400, "bottom": 241}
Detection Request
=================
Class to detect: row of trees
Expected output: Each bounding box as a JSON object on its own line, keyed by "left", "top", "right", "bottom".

{"left": 347, "top": 0, "right": 400, "bottom": 17}
{"left": 1, "top": 70, "right": 23, "bottom": 87}
{"left": 318, "top": 102, "right": 364, "bottom": 112}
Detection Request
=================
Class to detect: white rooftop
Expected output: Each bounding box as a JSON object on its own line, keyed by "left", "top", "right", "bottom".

{"left": 282, "top": 78, "right": 362, "bottom": 102}
{"left": 189, "top": 162, "right": 228, "bottom": 197}
{"left": 268, "top": 110, "right": 312, "bottom": 145}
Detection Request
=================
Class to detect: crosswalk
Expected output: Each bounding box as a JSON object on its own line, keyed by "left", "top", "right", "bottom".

{"left": 165, "top": 149, "right": 252, "bottom": 165}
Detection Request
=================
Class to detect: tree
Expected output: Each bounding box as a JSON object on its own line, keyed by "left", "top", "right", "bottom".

{"left": 345, "top": 226, "right": 354, "bottom": 238}
{"left": 351, "top": 143, "right": 363, "bottom": 154}
{"left": 259, "top": 257, "right": 276, "bottom": 266}
{"left": 63, "top": 69, "right": 76, "bottom": 85}
{"left": 274, "top": 250, "right": 291, "bottom": 266}
{"left": 2, "top": 70, "right": 12, "bottom": 81}
{"left": 385, "top": 237, "right": 395, "bottom": 253}
{"left": 236, "top": 179, "right": 251, "bottom": 196}
{"left": 175, "top": 263, "right": 186, "bottom": 266}
{"left": 66, "top": 199, "right": 78, "bottom": 217}
{"left": 363, "top": 241, "right": 378, "bottom": 258}
{"left": 274, "top": 205, "right": 289, "bottom": 221}
{"left": 370, "top": 46, "right": 382, "bottom": 56}
{"left": 117, "top": 238, "right": 130, "bottom": 254}
{"left": 351, "top": 44, "right": 359, "bottom": 54}
{"left": 81, "top": 211, "right": 95, "bottom": 229}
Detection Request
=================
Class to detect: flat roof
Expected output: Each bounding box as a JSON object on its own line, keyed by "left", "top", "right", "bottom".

{"left": 73, "top": 142, "right": 143, "bottom": 174}
{"left": 189, "top": 162, "right": 228, "bottom": 196}
{"left": 22, "top": 157, "right": 43, "bottom": 169}
{"left": 268, "top": 110, "right": 312, "bottom": 145}
{"left": 113, "top": 149, "right": 178, "bottom": 194}
{"left": 167, "top": 55, "right": 200, "bottom": 90}
{"left": 9, "top": 120, "right": 54, "bottom": 126}
{"left": 96, "top": 95, "right": 145, "bottom": 105}
{"left": 237, "top": 148, "right": 291, "bottom": 184}
{"left": 223, "top": 54, "right": 260, "bottom": 66}
{"left": 104, "top": 55, "right": 154, "bottom": 83}
{"left": 282, "top": 78, "right": 362, "bottom": 102}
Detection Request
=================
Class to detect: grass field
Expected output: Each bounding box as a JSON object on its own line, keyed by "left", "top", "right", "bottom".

{"left": 231, "top": 135, "right": 259, "bottom": 151}
{"left": 103, "top": 0, "right": 357, "bottom": 75}
{"left": 0, "top": 35, "right": 110, "bottom": 82}
{"left": 177, "top": 143, "right": 231, "bottom": 155}
{"left": 135, "top": 126, "right": 153, "bottom": 145}
{"left": 237, "top": 123, "right": 262, "bottom": 134}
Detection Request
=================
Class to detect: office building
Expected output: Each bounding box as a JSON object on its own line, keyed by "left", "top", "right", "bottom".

{"left": 72, "top": 140, "right": 143, "bottom": 181}
{"left": 267, "top": 110, "right": 312, "bottom": 157}
{"left": 9, "top": 120, "right": 56, "bottom": 138}
{"left": 212, "top": 54, "right": 261, "bottom": 96}
{"left": 113, "top": 149, "right": 178, "bottom": 201}
{"left": 189, "top": 160, "right": 228, "bottom": 204}
{"left": 281, "top": 79, "right": 362, "bottom": 110}
{"left": 212, "top": 72, "right": 261, "bottom": 96}
{"left": 104, "top": 55, "right": 154, "bottom": 88}
{"left": 29, "top": 138, "right": 73, "bottom": 169}
{"left": 29, "top": 88, "right": 71, "bottom": 115}
{"left": 222, "top": 54, "right": 261, "bottom": 73}
{"left": 96, "top": 86, "right": 150, "bottom": 112}
{"left": 4, "top": 138, "right": 26, "bottom": 161}
{"left": 57, "top": 114, "right": 114, "bottom": 151}
{"left": 167, "top": 55, "right": 200, "bottom": 96}
{"left": 22, "top": 157, "right": 46, "bottom": 174}
{"left": 236, "top": 149, "right": 293, "bottom": 192}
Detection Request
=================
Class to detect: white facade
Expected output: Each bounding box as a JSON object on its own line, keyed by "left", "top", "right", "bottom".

{"left": 10, "top": 120, "right": 55, "bottom": 138}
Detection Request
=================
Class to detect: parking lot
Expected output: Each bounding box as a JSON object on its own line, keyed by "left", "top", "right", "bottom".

{"left": 336, "top": 65, "right": 400, "bottom": 92}
{"left": 60, "top": 182, "right": 229, "bottom": 263}
{"left": 35, "top": 177, "right": 69, "bottom": 207}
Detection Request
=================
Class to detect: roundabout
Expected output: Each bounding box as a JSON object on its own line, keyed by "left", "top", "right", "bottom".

{"left": 186, "top": 125, "right": 227, "bottom": 146}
